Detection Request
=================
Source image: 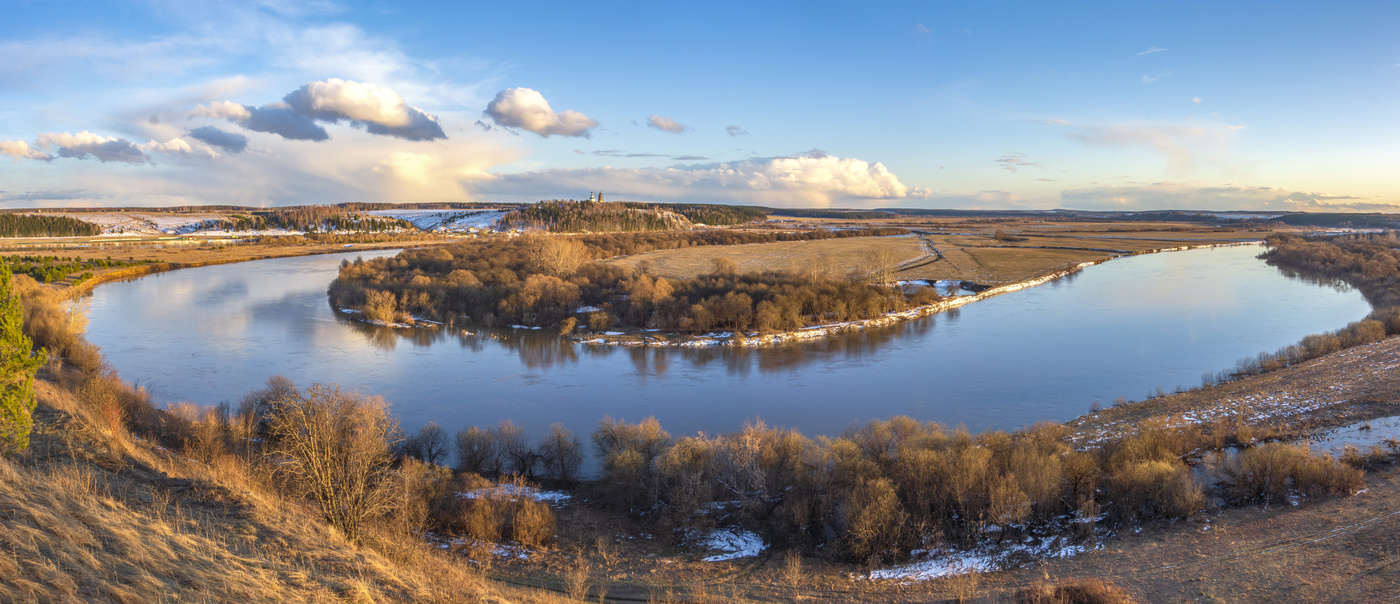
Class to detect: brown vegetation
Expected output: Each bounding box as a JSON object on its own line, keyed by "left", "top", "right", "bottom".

{"left": 328, "top": 229, "right": 938, "bottom": 333}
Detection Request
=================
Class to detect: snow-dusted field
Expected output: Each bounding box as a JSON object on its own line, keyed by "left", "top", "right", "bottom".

{"left": 367, "top": 209, "right": 508, "bottom": 232}
{"left": 43, "top": 212, "right": 234, "bottom": 236}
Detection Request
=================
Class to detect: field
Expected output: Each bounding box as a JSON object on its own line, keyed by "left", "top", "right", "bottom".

{"left": 610, "top": 219, "right": 1275, "bottom": 287}
{"left": 1, "top": 237, "right": 450, "bottom": 293}
{"left": 607, "top": 235, "right": 929, "bottom": 279}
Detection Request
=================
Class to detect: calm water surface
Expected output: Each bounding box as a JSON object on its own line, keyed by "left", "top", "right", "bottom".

{"left": 85, "top": 245, "right": 1370, "bottom": 441}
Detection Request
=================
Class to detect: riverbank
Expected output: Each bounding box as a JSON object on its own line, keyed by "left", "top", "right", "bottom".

{"left": 561, "top": 240, "right": 1262, "bottom": 348}
{"left": 49, "top": 239, "right": 440, "bottom": 299}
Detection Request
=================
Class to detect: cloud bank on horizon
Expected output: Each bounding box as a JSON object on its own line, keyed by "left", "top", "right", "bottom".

{"left": 0, "top": 1, "right": 1395, "bottom": 211}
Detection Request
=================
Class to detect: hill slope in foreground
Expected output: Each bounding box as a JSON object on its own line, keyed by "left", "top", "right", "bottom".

{"left": 0, "top": 379, "right": 567, "bottom": 604}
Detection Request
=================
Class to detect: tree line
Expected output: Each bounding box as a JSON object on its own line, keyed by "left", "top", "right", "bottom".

{"left": 1, "top": 254, "right": 150, "bottom": 284}
{"left": 500, "top": 200, "right": 768, "bottom": 233}
{"left": 0, "top": 214, "right": 102, "bottom": 237}
{"left": 327, "top": 228, "right": 927, "bottom": 333}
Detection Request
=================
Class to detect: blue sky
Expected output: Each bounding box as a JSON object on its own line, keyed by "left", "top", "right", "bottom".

{"left": 1, "top": 1, "right": 1397, "bottom": 211}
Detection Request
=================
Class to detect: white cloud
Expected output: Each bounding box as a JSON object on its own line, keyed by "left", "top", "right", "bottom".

{"left": 483, "top": 88, "right": 598, "bottom": 138}
{"left": 1059, "top": 182, "right": 1384, "bottom": 212}
{"left": 139, "top": 136, "right": 217, "bottom": 159}
{"left": 0, "top": 140, "right": 53, "bottom": 161}
{"left": 1137, "top": 47, "right": 1168, "bottom": 55}
{"left": 647, "top": 114, "right": 688, "bottom": 134}
{"left": 36, "top": 131, "right": 148, "bottom": 164}
{"left": 1192, "top": 96, "right": 1202, "bottom": 104}
{"left": 283, "top": 78, "right": 445, "bottom": 140}
{"left": 192, "top": 79, "right": 445, "bottom": 142}
{"left": 467, "top": 151, "right": 927, "bottom": 207}
{"left": 726, "top": 125, "right": 748, "bottom": 136}
{"left": 1063, "top": 121, "right": 1244, "bottom": 174}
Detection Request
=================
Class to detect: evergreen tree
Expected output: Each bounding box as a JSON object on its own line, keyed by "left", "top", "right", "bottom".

{"left": 0, "top": 258, "right": 46, "bottom": 454}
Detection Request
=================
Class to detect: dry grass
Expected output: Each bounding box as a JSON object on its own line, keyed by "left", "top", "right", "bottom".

{"left": 1, "top": 381, "right": 578, "bottom": 604}
{"left": 607, "top": 220, "right": 1269, "bottom": 288}
{"left": 1069, "top": 335, "right": 1400, "bottom": 445}
{"left": 607, "top": 235, "right": 927, "bottom": 279}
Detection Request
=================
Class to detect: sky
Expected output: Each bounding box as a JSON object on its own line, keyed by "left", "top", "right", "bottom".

{"left": 1, "top": 1, "right": 1397, "bottom": 212}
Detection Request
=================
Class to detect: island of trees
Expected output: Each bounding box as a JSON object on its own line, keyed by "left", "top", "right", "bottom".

{"left": 328, "top": 227, "right": 928, "bottom": 334}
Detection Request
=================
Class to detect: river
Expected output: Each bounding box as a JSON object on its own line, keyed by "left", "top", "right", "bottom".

{"left": 83, "top": 244, "right": 1371, "bottom": 442}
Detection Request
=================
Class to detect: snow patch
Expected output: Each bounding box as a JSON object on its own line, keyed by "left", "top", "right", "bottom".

{"left": 700, "top": 529, "right": 765, "bottom": 562}
{"left": 868, "top": 539, "right": 1095, "bottom": 581}
{"left": 457, "top": 484, "right": 572, "bottom": 504}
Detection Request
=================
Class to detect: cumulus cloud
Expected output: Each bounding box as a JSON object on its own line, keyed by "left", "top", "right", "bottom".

{"left": 283, "top": 78, "right": 445, "bottom": 140}
{"left": 467, "top": 151, "right": 926, "bottom": 207}
{"left": 647, "top": 114, "right": 688, "bottom": 134}
{"left": 8, "top": 131, "right": 216, "bottom": 164}
{"left": 993, "top": 152, "right": 1039, "bottom": 173}
{"left": 1059, "top": 182, "right": 1386, "bottom": 212}
{"left": 190, "top": 79, "right": 444, "bottom": 142}
{"left": 483, "top": 88, "right": 597, "bottom": 138}
{"left": 37, "top": 131, "right": 148, "bottom": 164}
{"left": 187, "top": 126, "right": 249, "bottom": 153}
{"left": 726, "top": 125, "right": 748, "bottom": 137}
{"left": 193, "top": 100, "right": 329, "bottom": 141}
{"left": 0, "top": 140, "right": 53, "bottom": 161}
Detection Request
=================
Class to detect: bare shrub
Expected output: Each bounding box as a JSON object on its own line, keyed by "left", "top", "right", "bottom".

{"left": 1015, "top": 578, "right": 1137, "bottom": 603}
{"left": 11, "top": 274, "right": 97, "bottom": 370}
{"left": 459, "top": 477, "right": 557, "bottom": 547}
{"left": 361, "top": 289, "right": 403, "bottom": 323}
{"left": 840, "top": 476, "right": 908, "bottom": 564}
{"left": 779, "top": 551, "right": 805, "bottom": 601}
{"left": 594, "top": 536, "right": 619, "bottom": 568}
{"left": 393, "top": 457, "right": 452, "bottom": 534}
{"left": 1224, "top": 442, "right": 1364, "bottom": 503}
{"left": 563, "top": 561, "right": 593, "bottom": 601}
{"left": 235, "top": 375, "right": 297, "bottom": 439}
{"left": 1106, "top": 459, "right": 1204, "bottom": 523}
{"left": 593, "top": 416, "right": 672, "bottom": 512}
{"left": 265, "top": 383, "right": 399, "bottom": 543}
{"left": 511, "top": 496, "right": 556, "bottom": 547}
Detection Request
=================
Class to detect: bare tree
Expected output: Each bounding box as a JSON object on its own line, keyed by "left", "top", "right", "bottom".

{"left": 266, "top": 383, "right": 399, "bottom": 543}
{"left": 866, "top": 247, "right": 899, "bottom": 285}
{"left": 455, "top": 426, "right": 500, "bottom": 475}
{"left": 538, "top": 423, "right": 584, "bottom": 481}
{"left": 418, "top": 421, "right": 449, "bottom": 466}
{"left": 525, "top": 235, "right": 590, "bottom": 276}
{"left": 497, "top": 419, "right": 537, "bottom": 476}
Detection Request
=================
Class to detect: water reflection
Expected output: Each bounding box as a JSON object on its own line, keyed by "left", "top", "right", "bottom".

{"left": 84, "top": 245, "right": 1373, "bottom": 443}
